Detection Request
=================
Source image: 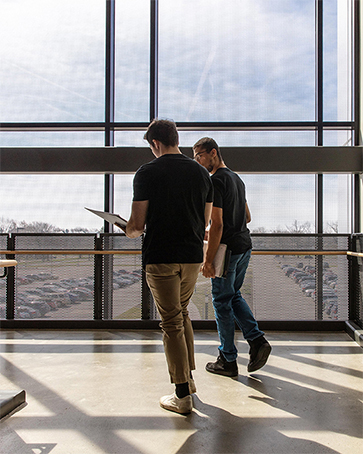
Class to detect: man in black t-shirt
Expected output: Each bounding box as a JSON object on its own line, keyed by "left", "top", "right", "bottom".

{"left": 125, "top": 120, "right": 213, "bottom": 415}
{"left": 193, "top": 137, "right": 271, "bottom": 377}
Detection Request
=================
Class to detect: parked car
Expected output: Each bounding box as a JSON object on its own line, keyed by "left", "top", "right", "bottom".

{"left": 21, "top": 300, "right": 51, "bottom": 316}
{"left": 303, "top": 265, "right": 315, "bottom": 275}
{"left": 284, "top": 267, "right": 299, "bottom": 276}
{"left": 43, "top": 292, "right": 71, "bottom": 307}
{"left": 68, "top": 288, "right": 93, "bottom": 302}
{"left": 16, "top": 305, "right": 41, "bottom": 319}
{"left": 300, "top": 281, "right": 316, "bottom": 292}
{"left": 292, "top": 272, "right": 308, "bottom": 283}
{"left": 37, "top": 286, "right": 63, "bottom": 294}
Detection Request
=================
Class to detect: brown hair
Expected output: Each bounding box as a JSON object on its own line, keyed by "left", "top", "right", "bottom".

{"left": 144, "top": 119, "right": 179, "bottom": 147}
{"left": 193, "top": 137, "right": 222, "bottom": 160}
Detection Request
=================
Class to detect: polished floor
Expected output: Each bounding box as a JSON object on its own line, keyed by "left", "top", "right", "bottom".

{"left": 0, "top": 330, "right": 362, "bottom": 454}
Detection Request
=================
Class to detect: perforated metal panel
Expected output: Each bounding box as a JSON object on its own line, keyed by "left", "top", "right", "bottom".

{"left": 0, "top": 234, "right": 8, "bottom": 319}
{"left": 1, "top": 233, "right": 352, "bottom": 323}
{"left": 354, "top": 235, "right": 363, "bottom": 327}
{"left": 193, "top": 235, "right": 349, "bottom": 322}
{"left": 101, "top": 235, "right": 143, "bottom": 320}
{"left": 13, "top": 234, "right": 96, "bottom": 320}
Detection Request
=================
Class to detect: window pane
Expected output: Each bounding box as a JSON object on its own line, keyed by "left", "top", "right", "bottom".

{"left": 323, "top": 0, "right": 352, "bottom": 121}
{"left": 115, "top": 0, "right": 150, "bottom": 122}
{"left": 159, "top": 0, "right": 315, "bottom": 122}
{"left": 242, "top": 175, "right": 316, "bottom": 233}
{"left": 0, "top": 132, "right": 104, "bottom": 147}
{"left": 115, "top": 131, "right": 149, "bottom": 147}
{"left": 179, "top": 131, "right": 316, "bottom": 147}
{"left": 323, "top": 174, "right": 351, "bottom": 233}
{"left": 322, "top": 130, "right": 352, "bottom": 146}
{"left": 0, "top": 0, "right": 105, "bottom": 122}
{"left": 0, "top": 175, "right": 104, "bottom": 232}
{"left": 114, "top": 175, "right": 135, "bottom": 221}
{"left": 117, "top": 130, "right": 317, "bottom": 147}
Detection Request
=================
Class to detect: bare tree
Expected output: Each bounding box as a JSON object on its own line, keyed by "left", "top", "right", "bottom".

{"left": 326, "top": 221, "right": 338, "bottom": 233}
{"left": 70, "top": 227, "right": 92, "bottom": 233}
{"left": 0, "top": 217, "right": 17, "bottom": 233}
{"left": 14, "top": 220, "right": 61, "bottom": 233}
{"left": 285, "top": 220, "right": 312, "bottom": 233}
{"left": 252, "top": 226, "right": 268, "bottom": 233}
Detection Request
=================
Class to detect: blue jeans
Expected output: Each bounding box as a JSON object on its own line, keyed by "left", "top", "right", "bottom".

{"left": 211, "top": 249, "right": 264, "bottom": 362}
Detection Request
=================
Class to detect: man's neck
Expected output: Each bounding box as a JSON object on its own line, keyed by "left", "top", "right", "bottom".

{"left": 211, "top": 160, "right": 227, "bottom": 175}
{"left": 157, "top": 145, "right": 181, "bottom": 157}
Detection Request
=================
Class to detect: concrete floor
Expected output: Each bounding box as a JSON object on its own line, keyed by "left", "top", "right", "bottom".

{"left": 0, "top": 330, "right": 362, "bottom": 454}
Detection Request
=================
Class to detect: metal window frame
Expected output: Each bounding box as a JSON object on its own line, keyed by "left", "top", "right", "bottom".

{"left": 0, "top": 0, "right": 361, "bottom": 330}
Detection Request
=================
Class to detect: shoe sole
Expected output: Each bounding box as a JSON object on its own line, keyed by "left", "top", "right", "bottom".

{"left": 160, "top": 402, "right": 192, "bottom": 414}
{"left": 248, "top": 344, "right": 272, "bottom": 373}
{"left": 205, "top": 365, "right": 238, "bottom": 377}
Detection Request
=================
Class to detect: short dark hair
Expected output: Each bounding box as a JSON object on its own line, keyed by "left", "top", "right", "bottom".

{"left": 144, "top": 119, "right": 179, "bottom": 147}
{"left": 193, "top": 137, "right": 222, "bottom": 160}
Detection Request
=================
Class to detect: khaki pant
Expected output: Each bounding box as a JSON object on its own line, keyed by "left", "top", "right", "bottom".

{"left": 145, "top": 263, "right": 201, "bottom": 384}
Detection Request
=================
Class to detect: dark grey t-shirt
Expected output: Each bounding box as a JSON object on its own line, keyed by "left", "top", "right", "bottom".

{"left": 212, "top": 167, "right": 252, "bottom": 254}
{"left": 133, "top": 154, "right": 213, "bottom": 265}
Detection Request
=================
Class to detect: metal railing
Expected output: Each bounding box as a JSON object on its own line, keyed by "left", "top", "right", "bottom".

{"left": 1, "top": 233, "right": 360, "bottom": 330}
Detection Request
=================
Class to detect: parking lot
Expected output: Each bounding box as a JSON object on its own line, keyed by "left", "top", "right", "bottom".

{"left": 0, "top": 255, "right": 142, "bottom": 320}
{"left": 0, "top": 253, "right": 348, "bottom": 321}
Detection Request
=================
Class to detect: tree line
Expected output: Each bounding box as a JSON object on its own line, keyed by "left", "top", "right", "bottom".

{"left": 0, "top": 218, "right": 94, "bottom": 234}
{"left": 0, "top": 217, "right": 339, "bottom": 235}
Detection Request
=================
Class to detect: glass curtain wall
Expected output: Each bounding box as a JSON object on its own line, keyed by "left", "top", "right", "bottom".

{"left": 0, "top": 0, "right": 356, "bottom": 234}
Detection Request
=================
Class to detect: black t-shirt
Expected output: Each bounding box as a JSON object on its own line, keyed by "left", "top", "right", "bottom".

{"left": 212, "top": 167, "right": 252, "bottom": 254}
{"left": 133, "top": 154, "right": 213, "bottom": 265}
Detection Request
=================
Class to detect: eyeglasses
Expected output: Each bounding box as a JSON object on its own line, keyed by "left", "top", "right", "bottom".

{"left": 193, "top": 150, "right": 208, "bottom": 161}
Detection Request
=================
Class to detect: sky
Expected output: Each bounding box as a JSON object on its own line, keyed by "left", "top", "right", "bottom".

{"left": 0, "top": 173, "right": 351, "bottom": 233}
{"left": 0, "top": 0, "right": 354, "bottom": 233}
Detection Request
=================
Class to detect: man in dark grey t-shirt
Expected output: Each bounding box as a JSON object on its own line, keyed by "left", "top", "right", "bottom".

{"left": 124, "top": 120, "right": 213, "bottom": 415}
{"left": 193, "top": 137, "right": 271, "bottom": 377}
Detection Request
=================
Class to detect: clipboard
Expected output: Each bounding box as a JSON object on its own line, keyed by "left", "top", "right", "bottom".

{"left": 85, "top": 207, "right": 127, "bottom": 228}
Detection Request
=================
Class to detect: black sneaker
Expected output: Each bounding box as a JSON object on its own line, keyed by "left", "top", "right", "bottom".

{"left": 247, "top": 336, "right": 271, "bottom": 373}
{"left": 205, "top": 352, "right": 238, "bottom": 377}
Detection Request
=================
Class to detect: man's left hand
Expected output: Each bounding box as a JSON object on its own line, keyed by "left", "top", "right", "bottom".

{"left": 201, "top": 262, "right": 215, "bottom": 278}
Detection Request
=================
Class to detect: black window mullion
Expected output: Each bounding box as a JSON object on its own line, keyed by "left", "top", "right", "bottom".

{"left": 353, "top": 0, "right": 361, "bottom": 233}
{"left": 104, "top": 0, "right": 116, "bottom": 231}
{"left": 315, "top": 0, "right": 323, "bottom": 320}
{"left": 103, "top": 0, "right": 116, "bottom": 320}
{"left": 316, "top": 0, "right": 323, "bottom": 146}
{"left": 150, "top": 0, "right": 159, "bottom": 121}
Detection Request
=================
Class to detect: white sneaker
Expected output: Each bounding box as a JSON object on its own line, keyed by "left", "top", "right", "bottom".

{"left": 159, "top": 393, "right": 192, "bottom": 414}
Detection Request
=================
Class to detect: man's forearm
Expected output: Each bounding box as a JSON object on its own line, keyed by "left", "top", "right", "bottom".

{"left": 125, "top": 200, "right": 148, "bottom": 239}
{"left": 205, "top": 222, "right": 223, "bottom": 264}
